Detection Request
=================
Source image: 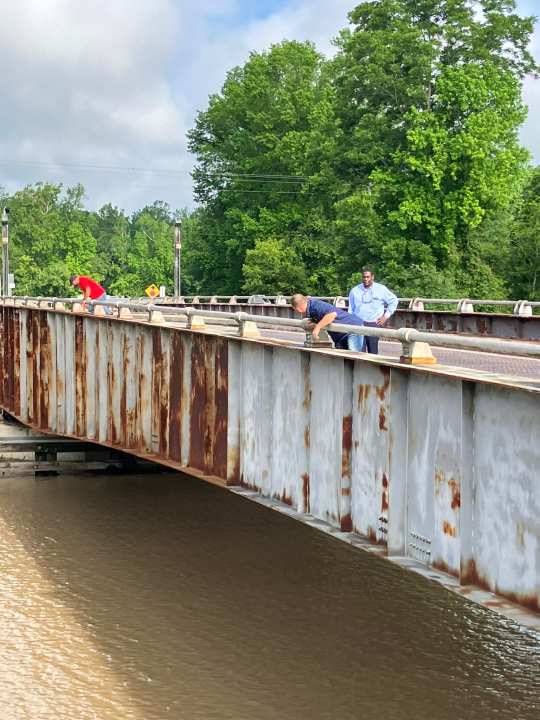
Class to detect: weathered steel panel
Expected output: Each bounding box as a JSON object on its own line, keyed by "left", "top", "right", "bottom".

{"left": 386, "top": 369, "right": 409, "bottom": 555}
{"left": 188, "top": 334, "right": 228, "bottom": 479}
{"left": 74, "top": 315, "right": 87, "bottom": 437}
{"left": 151, "top": 327, "right": 170, "bottom": 457}
{"left": 123, "top": 324, "right": 137, "bottom": 449}
{"left": 46, "top": 312, "right": 57, "bottom": 431}
{"left": 239, "top": 343, "right": 273, "bottom": 492}
{"left": 340, "top": 361, "right": 354, "bottom": 530}
{"left": 135, "top": 325, "right": 153, "bottom": 453}
{"left": 97, "top": 321, "right": 109, "bottom": 443}
{"left": 180, "top": 334, "right": 192, "bottom": 467}
{"left": 31, "top": 312, "right": 40, "bottom": 426}
{"left": 226, "top": 341, "right": 241, "bottom": 486}
{"left": 18, "top": 310, "right": 28, "bottom": 424}
{"left": 308, "top": 354, "right": 343, "bottom": 527}
{"left": 84, "top": 318, "right": 98, "bottom": 439}
{"left": 108, "top": 323, "right": 123, "bottom": 445}
{"left": 351, "top": 363, "right": 391, "bottom": 544}
{"left": 64, "top": 315, "right": 76, "bottom": 436}
{"left": 269, "top": 347, "right": 310, "bottom": 509}
{"left": 469, "top": 385, "right": 540, "bottom": 611}
{"left": 213, "top": 336, "right": 229, "bottom": 481}
{"left": 54, "top": 313, "right": 66, "bottom": 434}
{"left": 168, "top": 329, "right": 183, "bottom": 462}
{"left": 407, "top": 374, "right": 462, "bottom": 575}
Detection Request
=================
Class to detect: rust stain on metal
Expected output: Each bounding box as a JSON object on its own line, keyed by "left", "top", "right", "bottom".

{"left": 168, "top": 330, "right": 183, "bottom": 462}
{"left": 375, "top": 367, "right": 390, "bottom": 401}
{"left": 304, "top": 426, "right": 310, "bottom": 449}
{"left": 378, "top": 406, "right": 388, "bottom": 431}
{"left": 226, "top": 444, "right": 241, "bottom": 486}
{"left": 213, "top": 336, "right": 229, "bottom": 481}
{"left": 31, "top": 313, "right": 40, "bottom": 426}
{"left": 302, "top": 472, "right": 310, "bottom": 513}
{"left": 340, "top": 512, "right": 352, "bottom": 532}
{"left": 275, "top": 490, "right": 293, "bottom": 506}
{"left": 381, "top": 472, "right": 389, "bottom": 512}
{"left": 433, "top": 558, "right": 459, "bottom": 578}
{"left": 189, "top": 334, "right": 217, "bottom": 474}
{"left": 120, "top": 332, "right": 128, "bottom": 446}
{"left": 443, "top": 521, "right": 457, "bottom": 537}
{"left": 341, "top": 414, "right": 352, "bottom": 478}
{"left": 435, "top": 469, "right": 445, "bottom": 494}
{"left": 449, "top": 477, "right": 461, "bottom": 510}
{"left": 457, "top": 558, "right": 540, "bottom": 613}
{"left": 13, "top": 311, "right": 21, "bottom": 416}
{"left": 151, "top": 328, "right": 163, "bottom": 451}
{"left": 39, "top": 312, "right": 51, "bottom": 430}
{"left": 357, "top": 384, "right": 371, "bottom": 406}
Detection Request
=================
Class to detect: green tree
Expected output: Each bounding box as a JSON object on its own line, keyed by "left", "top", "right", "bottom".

{"left": 331, "top": 0, "right": 537, "bottom": 296}
{"left": 188, "top": 40, "right": 339, "bottom": 294}
{"left": 7, "top": 183, "right": 101, "bottom": 296}
{"left": 242, "top": 237, "right": 308, "bottom": 293}
{"left": 508, "top": 167, "right": 540, "bottom": 300}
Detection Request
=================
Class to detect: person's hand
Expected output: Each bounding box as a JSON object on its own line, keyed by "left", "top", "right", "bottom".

{"left": 312, "top": 326, "right": 320, "bottom": 340}
{"left": 305, "top": 320, "right": 316, "bottom": 330}
{"left": 376, "top": 314, "right": 388, "bottom": 326}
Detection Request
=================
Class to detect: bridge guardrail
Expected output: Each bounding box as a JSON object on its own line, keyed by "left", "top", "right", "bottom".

{"left": 3, "top": 296, "right": 540, "bottom": 365}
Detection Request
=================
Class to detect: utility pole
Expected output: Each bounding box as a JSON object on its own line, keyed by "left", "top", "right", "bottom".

{"left": 1, "top": 208, "right": 9, "bottom": 297}
{"left": 174, "top": 218, "right": 182, "bottom": 298}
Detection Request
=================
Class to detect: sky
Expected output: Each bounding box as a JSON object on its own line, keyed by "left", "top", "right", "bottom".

{"left": 0, "top": 0, "right": 538, "bottom": 214}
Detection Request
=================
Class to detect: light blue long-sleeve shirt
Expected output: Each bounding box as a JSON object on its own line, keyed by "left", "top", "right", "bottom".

{"left": 348, "top": 282, "right": 398, "bottom": 323}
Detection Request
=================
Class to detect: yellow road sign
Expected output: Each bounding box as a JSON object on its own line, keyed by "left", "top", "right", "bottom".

{"left": 145, "top": 283, "right": 160, "bottom": 298}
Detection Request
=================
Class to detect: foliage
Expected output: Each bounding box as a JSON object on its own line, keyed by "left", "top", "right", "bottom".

{"left": 1, "top": 2, "right": 538, "bottom": 302}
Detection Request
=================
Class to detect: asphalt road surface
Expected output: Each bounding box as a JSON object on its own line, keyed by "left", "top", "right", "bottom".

{"left": 259, "top": 329, "right": 540, "bottom": 380}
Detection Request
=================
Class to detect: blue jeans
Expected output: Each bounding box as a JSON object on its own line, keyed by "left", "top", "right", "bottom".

{"left": 348, "top": 333, "right": 365, "bottom": 352}
{"left": 89, "top": 293, "right": 112, "bottom": 315}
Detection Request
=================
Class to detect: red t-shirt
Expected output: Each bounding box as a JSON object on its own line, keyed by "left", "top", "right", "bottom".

{"left": 78, "top": 276, "right": 105, "bottom": 299}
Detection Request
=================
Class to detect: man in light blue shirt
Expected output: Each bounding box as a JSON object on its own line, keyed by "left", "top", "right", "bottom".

{"left": 348, "top": 267, "right": 398, "bottom": 353}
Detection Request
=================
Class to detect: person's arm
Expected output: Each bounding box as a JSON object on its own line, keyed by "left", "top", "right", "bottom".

{"left": 313, "top": 311, "right": 337, "bottom": 339}
{"left": 348, "top": 287, "right": 357, "bottom": 315}
{"left": 376, "top": 286, "right": 399, "bottom": 326}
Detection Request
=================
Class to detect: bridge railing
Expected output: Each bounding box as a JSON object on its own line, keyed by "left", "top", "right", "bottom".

{"left": 5, "top": 293, "right": 540, "bottom": 315}
{"left": 3, "top": 296, "right": 540, "bottom": 365}
{"left": 126, "top": 294, "right": 540, "bottom": 316}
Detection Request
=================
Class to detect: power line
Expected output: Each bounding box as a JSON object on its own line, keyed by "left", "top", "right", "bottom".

{"left": 1, "top": 160, "right": 313, "bottom": 181}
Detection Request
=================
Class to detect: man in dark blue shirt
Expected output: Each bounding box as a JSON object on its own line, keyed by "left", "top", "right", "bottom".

{"left": 291, "top": 294, "right": 364, "bottom": 349}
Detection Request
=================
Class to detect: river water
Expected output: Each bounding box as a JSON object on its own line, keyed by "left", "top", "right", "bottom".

{"left": 0, "top": 470, "right": 538, "bottom": 720}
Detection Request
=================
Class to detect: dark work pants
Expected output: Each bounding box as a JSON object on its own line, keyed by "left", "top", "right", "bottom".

{"left": 363, "top": 322, "right": 380, "bottom": 354}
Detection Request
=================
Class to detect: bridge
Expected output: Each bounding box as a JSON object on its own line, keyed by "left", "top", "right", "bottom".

{"left": 0, "top": 296, "right": 539, "bottom": 619}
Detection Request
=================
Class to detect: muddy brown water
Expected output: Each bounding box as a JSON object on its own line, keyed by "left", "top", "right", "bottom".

{"left": 0, "top": 471, "right": 538, "bottom": 719}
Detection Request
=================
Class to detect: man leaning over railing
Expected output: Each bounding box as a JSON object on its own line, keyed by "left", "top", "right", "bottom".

{"left": 348, "top": 267, "right": 398, "bottom": 354}
{"left": 290, "top": 293, "right": 364, "bottom": 349}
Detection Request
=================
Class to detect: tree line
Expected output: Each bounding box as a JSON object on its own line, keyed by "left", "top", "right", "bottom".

{"left": 2, "top": 0, "right": 540, "bottom": 300}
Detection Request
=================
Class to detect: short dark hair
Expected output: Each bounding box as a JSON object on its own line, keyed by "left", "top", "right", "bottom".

{"left": 361, "top": 266, "right": 374, "bottom": 275}
{"left": 69, "top": 275, "right": 78, "bottom": 285}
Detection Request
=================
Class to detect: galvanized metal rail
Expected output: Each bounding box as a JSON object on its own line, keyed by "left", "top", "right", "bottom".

{"left": 4, "top": 296, "right": 540, "bottom": 362}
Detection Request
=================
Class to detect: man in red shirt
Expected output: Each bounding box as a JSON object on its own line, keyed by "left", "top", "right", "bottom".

{"left": 70, "top": 275, "right": 108, "bottom": 312}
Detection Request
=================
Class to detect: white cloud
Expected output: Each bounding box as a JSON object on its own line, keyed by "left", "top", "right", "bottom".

{"left": 0, "top": 0, "right": 538, "bottom": 213}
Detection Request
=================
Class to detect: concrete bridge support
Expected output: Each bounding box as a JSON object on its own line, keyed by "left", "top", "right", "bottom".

{"left": 0, "top": 304, "right": 538, "bottom": 612}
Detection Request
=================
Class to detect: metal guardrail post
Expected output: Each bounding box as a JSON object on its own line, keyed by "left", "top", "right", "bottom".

{"left": 397, "top": 329, "right": 437, "bottom": 365}
{"left": 186, "top": 308, "right": 206, "bottom": 329}
{"left": 409, "top": 298, "right": 425, "bottom": 311}
{"left": 457, "top": 299, "right": 474, "bottom": 313}
{"left": 236, "top": 312, "right": 261, "bottom": 338}
{"left": 513, "top": 300, "right": 533, "bottom": 317}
